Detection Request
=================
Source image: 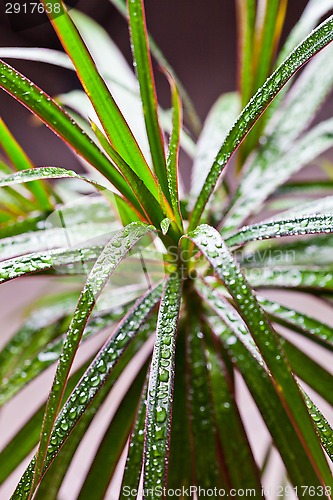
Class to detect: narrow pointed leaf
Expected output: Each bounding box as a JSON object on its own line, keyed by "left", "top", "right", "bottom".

{"left": 223, "top": 118, "right": 333, "bottom": 234}
{"left": 0, "top": 246, "right": 103, "bottom": 285}
{"left": 278, "top": 336, "right": 333, "bottom": 406}
{"left": 199, "top": 283, "right": 328, "bottom": 488}
{"left": 13, "top": 284, "right": 162, "bottom": 498}
{"left": 166, "top": 322, "right": 192, "bottom": 493}
{"left": 0, "top": 304, "right": 126, "bottom": 406}
{"left": 0, "top": 118, "right": 51, "bottom": 210}
{"left": 127, "top": 0, "right": 169, "bottom": 201}
{"left": 77, "top": 365, "right": 148, "bottom": 500}
{"left": 165, "top": 73, "right": 183, "bottom": 230}
{"left": 303, "top": 393, "right": 333, "bottom": 462}
{"left": 236, "top": 0, "right": 256, "bottom": 107}
{"left": 190, "top": 93, "right": 240, "bottom": 202}
{"left": 30, "top": 223, "right": 154, "bottom": 494}
{"left": 144, "top": 271, "right": 182, "bottom": 498}
{"left": 186, "top": 224, "right": 333, "bottom": 485}
{"left": 246, "top": 266, "right": 333, "bottom": 292}
{"left": 259, "top": 297, "right": 333, "bottom": 351}
{"left": 42, "top": 0, "right": 155, "bottom": 194}
{"left": 204, "top": 331, "right": 263, "bottom": 493}
{"left": 108, "top": 0, "right": 201, "bottom": 135}
{"left": 185, "top": 294, "right": 221, "bottom": 489}
{"left": 0, "top": 61, "right": 139, "bottom": 208}
{"left": 189, "top": 15, "right": 333, "bottom": 231}
{"left": 119, "top": 383, "right": 148, "bottom": 499}
{"left": 226, "top": 213, "right": 333, "bottom": 249}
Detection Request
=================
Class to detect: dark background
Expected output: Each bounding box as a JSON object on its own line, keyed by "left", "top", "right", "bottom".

{"left": 0, "top": 0, "right": 309, "bottom": 172}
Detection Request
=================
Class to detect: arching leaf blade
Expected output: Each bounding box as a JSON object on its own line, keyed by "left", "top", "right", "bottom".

{"left": 12, "top": 284, "right": 162, "bottom": 499}
{"left": 186, "top": 224, "right": 333, "bottom": 486}
{"left": 0, "top": 61, "right": 139, "bottom": 209}
{"left": 198, "top": 282, "right": 328, "bottom": 488}
{"left": 189, "top": 15, "right": 333, "bottom": 231}
{"left": 77, "top": 364, "right": 148, "bottom": 500}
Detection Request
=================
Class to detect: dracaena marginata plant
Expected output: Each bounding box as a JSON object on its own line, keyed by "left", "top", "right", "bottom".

{"left": 0, "top": 0, "right": 333, "bottom": 498}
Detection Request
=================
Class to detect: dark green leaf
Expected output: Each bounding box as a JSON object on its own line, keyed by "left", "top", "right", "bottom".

{"left": 144, "top": 271, "right": 182, "bottom": 498}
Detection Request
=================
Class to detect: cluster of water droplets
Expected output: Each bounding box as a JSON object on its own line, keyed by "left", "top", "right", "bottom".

{"left": 43, "top": 284, "right": 162, "bottom": 466}
{"left": 144, "top": 273, "right": 182, "bottom": 494}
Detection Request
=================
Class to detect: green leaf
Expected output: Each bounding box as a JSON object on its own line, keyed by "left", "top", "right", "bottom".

{"left": 0, "top": 359, "right": 90, "bottom": 485}
{"left": 185, "top": 294, "right": 222, "bottom": 489}
{"left": 189, "top": 15, "right": 333, "bottom": 231}
{"left": 77, "top": 364, "right": 148, "bottom": 500}
{"left": 29, "top": 223, "right": 155, "bottom": 494}
{"left": 226, "top": 213, "right": 333, "bottom": 249}
{"left": 204, "top": 330, "right": 263, "bottom": 493}
{"left": 303, "top": 392, "right": 333, "bottom": 462}
{"left": 128, "top": 0, "right": 169, "bottom": 202}
{"left": 91, "top": 121, "right": 172, "bottom": 229}
{"left": 0, "top": 118, "right": 52, "bottom": 210}
{"left": 108, "top": 0, "right": 201, "bottom": 135}
{"left": 277, "top": 179, "right": 333, "bottom": 196}
{"left": 0, "top": 291, "right": 78, "bottom": 381}
{"left": 0, "top": 246, "right": 103, "bottom": 285}
{"left": 165, "top": 73, "right": 183, "bottom": 230}
{"left": 0, "top": 63, "right": 141, "bottom": 210}
{"left": 198, "top": 282, "right": 328, "bottom": 488}
{"left": 144, "top": 271, "right": 182, "bottom": 498}
{"left": 236, "top": 0, "right": 256, "bottom": 107}
{"left": 166, "top": 322, "right": 192, "bottom": 495}
{"left": 119, "top": 383, "right": 148, "bottom": 499}
{"left": 222, "top": 118, "right": 333, "bottom": 234}
{"left": 190, "top": 93, "right": 240, "bottom": 203}
{"left": 42, "top": 0, "right": 156, "bottom": 194}
{"left": 278, "top": 336, "right": 333, "bottom": 406}
{"left": 246, "top": 266, "right": 333, "bottom": 292}
{"left": 239, "top": 234, "right": 333, "bottom": 269}
{"left": 186, "top": 224, "right": 333, "bottom": 486}
{"left": 0, "top": 304, "right": 126, "bottom": 406}
{"left": 259, "top": 297, "right": 333, "bottom": 351}
{"left": 13, "top": 283, "right": 162, "bottom": 498}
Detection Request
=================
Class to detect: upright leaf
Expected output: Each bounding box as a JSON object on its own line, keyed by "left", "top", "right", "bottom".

{"left": 144, "top": 271, "right": 182, "bottom": 498}
{"left": 127, "top": 0, "right": 169, "bottom": 202}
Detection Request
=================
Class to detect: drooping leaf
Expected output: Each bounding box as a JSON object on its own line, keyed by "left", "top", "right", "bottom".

{"left": 0, "top": 118, "right": 52, "bottom": 210}
{"left": 165, "top": 73, "right": 183, "bottom": 231}
{"left": 0, "top": 61, "right": 139, "bottom": 209}
{"left": 186, "top": 224, "right": 333, "bottom": 486}
{"left": 226, "top": 213, "right": 333, "bottom": 249}
{"left": 144, "top": 271, "right": 182, "bottom": 498}
{"left": 189, "top": 15, "right": 333, "bottom": 231}
{"left": 278, "top": 336, "right": 333, "bottom": 406}
{"left": 222, "top": 118, "right": 333, "bottom": 234}
{"left": 259, "top": 296, "right": 333, "bottom": 352}
{"left": 204, "top": 329, "right": 263, "bottom": 493}
{"left": 119, "top": 383, "right": 148, "bottom": 499}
